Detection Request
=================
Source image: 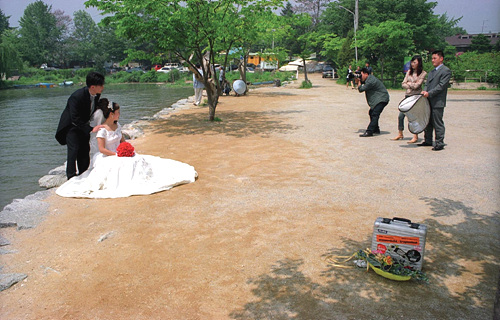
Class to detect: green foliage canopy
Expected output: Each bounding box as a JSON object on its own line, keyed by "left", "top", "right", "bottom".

{"left": 0, "top": 9, "right": 10, "bottom": 35}
{"left": 0, "top": 30, "right": 24, "bottom": 80}
{"left": 18, "top": 0, "right": 61, "bottom": 66}
{"left": 85, "top": 0, "right": 282, "bottom": 120}
{"left": 470, "top": 34, "right": 493, "bottom": 54}
{"left": 356, "top": 20, "right": 414, "bottom": 80}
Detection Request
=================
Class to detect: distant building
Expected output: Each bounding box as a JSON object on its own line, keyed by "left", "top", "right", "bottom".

{"left": 445, "top": 33, "right": 499, "bottom": 52}
{"left": 248, "top": 53, "right": 278, "bottom": 71}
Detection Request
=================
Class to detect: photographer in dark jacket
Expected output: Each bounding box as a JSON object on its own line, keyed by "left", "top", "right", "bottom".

{"left": 357, "top": 67, "right": 390, "bottom": 137}
{"left": 56, "top": 72, "right": 105, "bottom": 179}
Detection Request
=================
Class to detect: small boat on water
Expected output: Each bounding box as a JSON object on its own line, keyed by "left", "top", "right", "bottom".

{"left": 36, "top": 82, "right": 55, "bottom": 88}
{"left": 58, "top": 81, "right": 74, "bottom": 86}
{"left": 13, "top": 84, "right": 36, "bottom": 89}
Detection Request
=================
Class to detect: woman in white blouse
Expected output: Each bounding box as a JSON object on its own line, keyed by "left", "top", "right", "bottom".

{"left": 392, "top": 55, "right": 427, "bottom": 143}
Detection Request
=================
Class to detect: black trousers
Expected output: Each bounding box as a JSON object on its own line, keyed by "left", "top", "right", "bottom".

{"left": 65, "top": 127, "right": 90, "bottom": 179}
{"left": 367, "top": 101, "right": 388, "bottom": 133}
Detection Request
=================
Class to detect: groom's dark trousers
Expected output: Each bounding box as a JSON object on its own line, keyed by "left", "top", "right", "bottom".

{"left": 66, "top": 128, "right": 91, "bottom": 179}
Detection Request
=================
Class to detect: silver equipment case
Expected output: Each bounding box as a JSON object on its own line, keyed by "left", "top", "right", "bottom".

{"left": 371, "top": 217, "right": 428, "bottom": 271}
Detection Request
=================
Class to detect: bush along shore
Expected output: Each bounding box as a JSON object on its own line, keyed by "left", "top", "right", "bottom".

{"left": 2, "top": 67, "right": 295, "bottom": 89}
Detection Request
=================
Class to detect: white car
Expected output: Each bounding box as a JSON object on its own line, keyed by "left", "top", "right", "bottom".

{"left": 157, "top": 66, "right": 174, "bottom": 73}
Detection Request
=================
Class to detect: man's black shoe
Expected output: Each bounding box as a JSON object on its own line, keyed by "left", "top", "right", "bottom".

{"left": 359, "top": 132, "right": 374, "bottom": 137}
{"left": 417, "top": 142, "right": 433, "bottom": 147}
{"left": 432, "top": 145, "right": 444, "bottom": 151}
{"left": 373, "top": 129, "right": 381, "bottom": 134}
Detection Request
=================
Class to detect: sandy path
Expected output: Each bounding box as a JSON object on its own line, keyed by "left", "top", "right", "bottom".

{"left": 1, "top": 74, "right": 499, "bottom": 319}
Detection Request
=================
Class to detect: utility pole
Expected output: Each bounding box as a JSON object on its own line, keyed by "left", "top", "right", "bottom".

{"left": 481, "top": 20, "right": 488, "bottom": 33}
{"left": 338, "top": 0, "right": 359, "bottom": 63}
{"left": 355, "top": 0, "right": 358, "bottom": 63}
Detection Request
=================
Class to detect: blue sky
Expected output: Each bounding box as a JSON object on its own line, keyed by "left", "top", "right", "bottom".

{"left": 1, "top": 0, "right": 499, "bottom": 34}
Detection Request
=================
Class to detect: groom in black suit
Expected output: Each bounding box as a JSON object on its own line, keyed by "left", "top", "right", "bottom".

{"left": 419, "top": 50, "right": 452, "bottom": 151}
{"left": 56, "top": 72, "right": 105, "bottom": 179}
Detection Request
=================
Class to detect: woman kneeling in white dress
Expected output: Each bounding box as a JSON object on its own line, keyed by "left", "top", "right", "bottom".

{"left": 57, "top": 99, "right": 197, "bottom": 198}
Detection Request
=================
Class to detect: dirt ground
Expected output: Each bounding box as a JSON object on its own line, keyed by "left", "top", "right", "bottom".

{"left": 1, "top": 73, "right": 499, "bottom": 319}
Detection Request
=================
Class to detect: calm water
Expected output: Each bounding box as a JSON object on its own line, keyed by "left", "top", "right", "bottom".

{"left": 0, "top": 84, "right": 192, "bottom": 209}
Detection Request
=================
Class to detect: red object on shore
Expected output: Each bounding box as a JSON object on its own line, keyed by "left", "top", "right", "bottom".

{"left": 116, "top": 142, "right": 135, "bottom": 157}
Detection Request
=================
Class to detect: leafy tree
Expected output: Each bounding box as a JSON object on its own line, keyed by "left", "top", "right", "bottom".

{"left": 494, "top": 41, "right": 500, "bottom": 52}
{"left": 356, "top": 20, "right": 414, "bottom": 81}
{"left": 319, "top": 33, "right": 343, "bottom": 67}
{"left": 319, "top": 1, "right": 354, "bottom": 38}
{"left": 0, "top": 30, "right": 24, "bottom": 82}
{"left": 281, "top": 2, "right": 294, "bottom": 17}
{"left": 321, "top": 0, "right": 463, "bottom": 66}
{"left": 337, "top": 30, "right": 354, "bottom": 68}
{"left": 432, "top": 13, "right": 466, "bottom": 42}
{"left": 0, "top": 10, "right": 23, "bottom": 83}
{"left": 293, "top": 0, "right": 331, "bottom": 27}
{"left": 52, "top": 9, "right": 73, "bottom": 67}
{"left": 279, "top": 4, "right": 299, "bottom": 60}
{"left": 284, "top": 13, "right": 315, "bottom": 83}
{"left": 18, "top": 0, "right": 61, "bottom": 66}
{"left": 86, "top": 0, "right": 281, "bottom": 121}
{"left": 97, "top": 24, "right": 129, "bottom": 65}
{"left": 53, "top": 9, "right": 72, "bottom": 39}
{"left": 71, "top": 10, "right": 99, "bottom": 67}
{"left": 229, "top": 6, "right": 281, "bottom": 89}
{"left": 470, "top": 34, "right": 492, "bottom": 53}
{"left": 0, "top": 9, "right": 10, "bottom": 35}
{"left": 447, "top": 51, "right": 500, "bottom": 84}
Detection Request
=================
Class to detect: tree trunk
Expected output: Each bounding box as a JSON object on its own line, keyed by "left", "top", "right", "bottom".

{"left": 206, "top": 83, "right": 219, "bottom": 121}
{"left": 181, "top": 51, "right": 220, "bottom": 121}
{"left": 238, "top": 53, "right": 248, "bottom": 95}
{"left": 302, "top": 59, "right": 310, "bottom": 83}
{"left": 380, "top": 56, "right": 384, "bottom": 82}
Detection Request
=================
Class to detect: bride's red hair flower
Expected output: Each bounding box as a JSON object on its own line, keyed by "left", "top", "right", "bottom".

{"left": 116, "top": 141, "right": 135, "bottom": 157}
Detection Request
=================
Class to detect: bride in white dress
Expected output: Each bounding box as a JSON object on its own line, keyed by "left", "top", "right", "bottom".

{"left": 56, "top": 99, "right": 197, "bottom": 198}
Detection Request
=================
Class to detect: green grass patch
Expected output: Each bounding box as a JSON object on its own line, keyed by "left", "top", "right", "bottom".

{"left": 300, "top": 80, "right": 313, "bottom": 88}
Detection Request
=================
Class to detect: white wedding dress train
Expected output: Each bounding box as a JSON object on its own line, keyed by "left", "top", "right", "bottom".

{"left": 56, "top": 124, "right": 197, "bottom": 198}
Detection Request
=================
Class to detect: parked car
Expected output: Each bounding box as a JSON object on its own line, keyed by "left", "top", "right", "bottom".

{"left": 126, "top": 67, "right": 146, "bottom": 73}
{"left": 157, "top": 66, "right": 174, "bottom": 73}
{"left": 40, "top": 63, "right": 59, "bottom": 71}
{"left": 152, "top": 64, "right": 162, "bottom": 71}
{"left": 322, "top": 65, "right": 334, "bottom": 78}
{"left": 105, "top": 67, "right": 122, "bottom": 74}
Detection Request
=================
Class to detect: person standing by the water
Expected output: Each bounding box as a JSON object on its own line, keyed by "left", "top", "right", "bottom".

{"left": 55, "top": 72, "right": 106, "bottom": 179}
{"left": 193, "top": 64, "right": 205, "bottom": 106}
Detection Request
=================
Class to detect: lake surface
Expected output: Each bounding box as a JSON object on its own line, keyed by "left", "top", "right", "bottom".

{"left": 0, "top": 84, "right": 193, "bottom": 209}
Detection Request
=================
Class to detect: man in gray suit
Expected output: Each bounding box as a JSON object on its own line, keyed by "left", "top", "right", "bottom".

{"left": 418, "top": 50, "right": 452, "bottom": 151}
